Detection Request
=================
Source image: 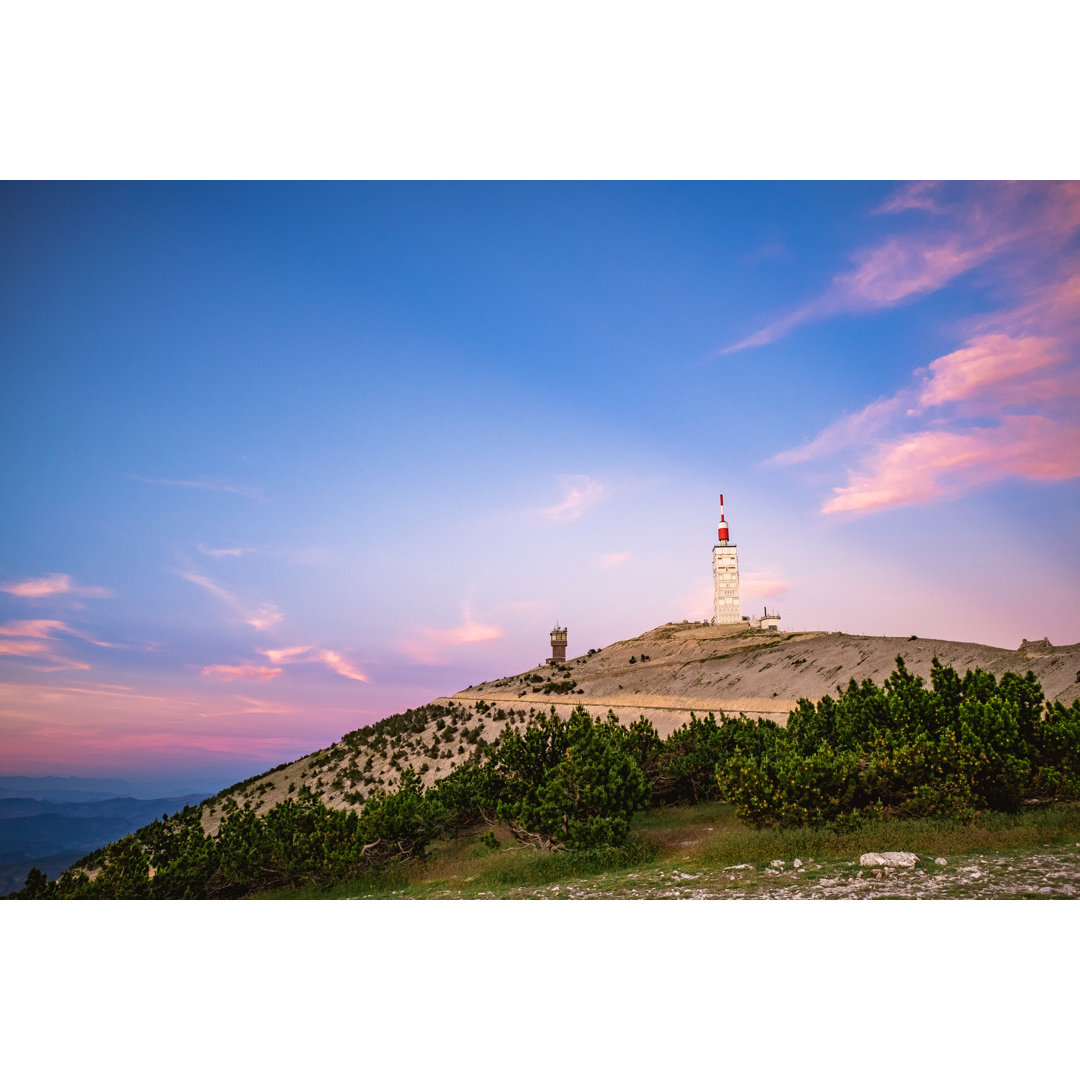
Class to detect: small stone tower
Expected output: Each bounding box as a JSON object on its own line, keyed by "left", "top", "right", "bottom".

{"left": 712, "top": 494, "right": 741, "bottom": 624}
{"left": 549, "top": 624, "right": 567, "bottom": 665}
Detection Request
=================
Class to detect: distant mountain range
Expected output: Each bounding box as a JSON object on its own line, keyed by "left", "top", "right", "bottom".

{"left": 0, "top": 785, "right": 210, "bottom": 895}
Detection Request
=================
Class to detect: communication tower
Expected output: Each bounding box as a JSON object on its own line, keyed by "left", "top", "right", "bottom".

{"left": 712, "top": 495, "right": 741, "bottom": 624}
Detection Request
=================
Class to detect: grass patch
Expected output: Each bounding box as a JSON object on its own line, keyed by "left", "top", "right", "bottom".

{"left": 258, "top": 802, "right": 1080, "bottom": 899}
{"left": 634, "top": 802, "right": 1080, "bottom": 868}
{"left": 257, "top": 832, "right": 655, "bottom": 900}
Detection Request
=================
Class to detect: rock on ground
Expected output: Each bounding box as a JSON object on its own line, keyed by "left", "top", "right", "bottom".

{"left": 860, "top": 852, "right": 920, "bottom": 868}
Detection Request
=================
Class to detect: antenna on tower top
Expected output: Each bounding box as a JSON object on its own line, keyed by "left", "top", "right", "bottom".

{"left": 717, "top": 494, "right": 730, "bottom": 544}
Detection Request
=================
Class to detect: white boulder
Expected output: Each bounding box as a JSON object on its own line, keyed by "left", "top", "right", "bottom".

{"left": 859, "top": 851, "right": 919, "bottom": 868}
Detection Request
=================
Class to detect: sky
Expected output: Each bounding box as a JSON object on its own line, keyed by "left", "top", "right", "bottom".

{"left": 2, "top": 180, "right": 1079, "bottom": 790}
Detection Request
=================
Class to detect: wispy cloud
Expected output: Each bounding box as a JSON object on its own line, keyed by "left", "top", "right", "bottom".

{"left": 821, "top": 416, "right": 1080, "bottom": 514}
{"left": 0, "top": 638, "right": 92, "bottom": 671}
{"left": 768, "top": 393, "right": 910, "bottom": 467}
{"left": 198, "top": 696, "right": 297, "bottom": 718}
{"left": 257, "top": 644, "right": 369, "bottom": 682}
{"left": 201, "top": 663, "right": 283, "bottom": 682}
{"left": 0, "top": 619, "right": 117, "bottom": 647}
{"left": 741, "top": 571, "right": 791, "bottom": 599}
{"left": 0, "top": 619, "right": 118, "bottom": 671}
{"left": 723, "top": 182, "right": 1080, "bottom": 354}
{"left": 767, "top": 183, "right": 1080, "bottom": 513}
{"left": 0, "top": 573, "right": 113, "bottom": 599}
{"left": 177, "top": 571, "right": 284, "bottom": 631}
{"left": 873, "top": 180, "right": 946, "bottom": 216}
{"left": 261, "top": 645, "right": 316, "bottom": 665}
{"left": 130, "top": 475, "right": 264, "bottom": 500}
{"left": 597, "top": 551, "right": 631, "bottom": 568}
{"left": 917, "top": 333, "right": 1067, "bottom": 411}
{"left": 812, "top": 292, "right": 1080, "bottom": 514}
{"left": 197, "top": 544, "right": 254, "bottom": 558}
{"left": 534, "top": 475, "right": 606, "bottom": 523}
{"left": 245, "top": 605, "right": 284, "bottom": 632}
{"left": 316, "top": 650, "right": 369, "bottom": 682}
{"left": 397, "top": 607, "right": 504, "bottom": 665}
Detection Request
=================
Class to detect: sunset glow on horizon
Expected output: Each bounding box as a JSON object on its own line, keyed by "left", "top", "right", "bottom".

{"left": 3, "top": 181, "right": 1079, "bottom": 790}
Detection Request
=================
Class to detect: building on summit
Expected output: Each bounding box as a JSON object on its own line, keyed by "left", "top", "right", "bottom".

{"left": 746, "top": 607, "right": 782, "bottom": 631}
{"left": 711, "top": 495, "right": 781, "bottom": 631}
{"left": 548, "top": 624, "right": 567, "bottom": 665}
{"left": 712, "top": 494, "right": 741, "bottom": 624}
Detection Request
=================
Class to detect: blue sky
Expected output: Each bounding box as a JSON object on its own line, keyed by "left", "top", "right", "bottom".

{"left": 3, "top": 181, "right": 1078, "bottom": 786}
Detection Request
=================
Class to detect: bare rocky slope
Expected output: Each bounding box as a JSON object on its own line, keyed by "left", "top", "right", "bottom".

{"left": 202, "top": 621, "right": 1080, "bottom": 829}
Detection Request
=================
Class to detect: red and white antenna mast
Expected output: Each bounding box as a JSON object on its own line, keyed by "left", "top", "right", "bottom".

{"left": 717, "top": 493, "right": 730, "bottom": 545}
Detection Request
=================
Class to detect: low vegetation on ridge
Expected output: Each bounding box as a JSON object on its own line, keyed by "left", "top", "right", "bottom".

{"left": 8, "top": 653, "right": 1080, "bottom": 900}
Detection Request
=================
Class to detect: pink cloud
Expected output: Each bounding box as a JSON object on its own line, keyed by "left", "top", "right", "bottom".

{"left": 874, "top": 181, "right": 946, "bottom": 216}
{"left": 258, "top": 644, "right": 369, "bottom": 682}
{"left": 178, "top": 570, "right": 283, "bottom": 631}
{"left": 245, "top": 605, "right": 284, "bottom": 631}
{"left": 179, "top": 571, "right": 236, "bottom": 605}
{"left": 822, "top": 416, "right": 1080, "bottom": 515}
{"left": 721, "top": 302, "right": 819, "bottom": 352}
{"left": 0, "top": 620, "right": 72, "bottom": 639}
{"left": 918, "top": 334, "right": 1066, "bottom": 409}
{"left": 0, "top": 573, "right": 112, "bottom": 599}
{"left": 724, "top": 182, "right": 1080, "bottom": 354}
{"left": 198, "top": 696, "right": 297, "bottom": 718}
{"left": 316, "top": 650, "right": 369, "bottom": 683}
{"left": 741, "top": 572, "right": 791, "bottom": 599}
{"left": 201, "top": 663, "right": 284, "bottom": 682}
{"left": 834, "top": 234, "right": 996, "bottom": 308}
{"left": 397, "top": 608, "right": 504, "bottom": 665}
{"left": 535, "top": 475, "right": 606, "bottom": 522}
{"left": 0, "top": 637, "right": 92, "bottom": 671}
{"left": 0, "top": 619, "right": 119, "bottom": 671}
{"left": 261, "top": 645, "right": 315, "bottom": 664}
{"left": 768, "top": 186, "right": 1080, "bottom": 514}
{"left": 598, "top": 551, "right": 631, "bottom": 568}
{"left": 1, "top": 682, "right": 199, "bottom": 709}
{"left": 769, "top": 394, "right": 909, "bottom": 466}
{"left": 793, "top": 304, "right": 1080, "bottom": 515}
{"left": 0, "top": 619, "right": 118, "bottom": 648}
{"left": 724, "top": 235, "right": 996, "bottom": 353}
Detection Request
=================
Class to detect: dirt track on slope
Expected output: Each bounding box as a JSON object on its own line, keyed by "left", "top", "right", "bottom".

{"left": 451, "top": 621, "right": 1080, "bottom": 738}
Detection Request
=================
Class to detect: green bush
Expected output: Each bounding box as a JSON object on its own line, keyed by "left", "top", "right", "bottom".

{"left": 441, "top": 707, "right": 651, "bottom": 851}
{"left": 10, "top": 772, "right": 442, "bottom": 900}
{"left": 718, "top": 657, "right": 1080, "bottom": 827}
